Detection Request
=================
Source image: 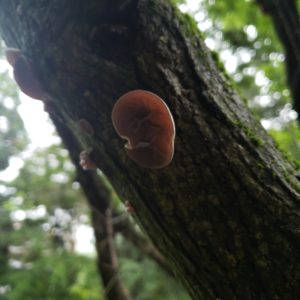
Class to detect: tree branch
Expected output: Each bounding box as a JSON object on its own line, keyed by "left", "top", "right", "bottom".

{"left": 48, "top": 111, "right": 132, "bottom": 300}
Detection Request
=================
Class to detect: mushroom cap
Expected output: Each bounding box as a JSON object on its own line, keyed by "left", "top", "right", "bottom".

{"left": 13, "top": 55, "right": 46, "bottom": 100}
{"left": 5, "top": 48, "right": 21, "bottom": 67}
{"left": 112, "top": 90, "right": 175, "bottom": 168}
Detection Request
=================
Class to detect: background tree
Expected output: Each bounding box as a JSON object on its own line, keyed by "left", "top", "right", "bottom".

{"left": 0, "top": 0, "right": 300, "bottom": 299}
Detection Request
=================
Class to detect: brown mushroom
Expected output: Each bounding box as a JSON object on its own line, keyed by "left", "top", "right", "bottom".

{"left": 79, "top": 150, "right": 97, "bottom": 170}
{"left": 5, "top": 48, "right": 21, "bottom": 67}
{"left": 112, "top": 90, "right": 175, "bottom": 169}
{"left": 5, "top": 49, "right": 46, "bottom": 100}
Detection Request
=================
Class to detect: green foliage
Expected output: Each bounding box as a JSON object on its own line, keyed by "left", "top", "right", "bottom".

{"left": 269, "top": 122, "right": 300, "bottom": 165}
{"left": 6, "top": 145, "right": 81, "bottom": 211}
{"left": 0, "top": 54, "right": 28, "bottom": 169}
{"left": 170, "top": 0, "right": 185, "bottom": 5}
{"left": 5, "top": 252, "right": 101, "bottom": 300}
{"left": 0, "top": 145, "right": 101, "bottom": 299}
{"left": 0, "top": 197, "right": 11, "bottom": 273}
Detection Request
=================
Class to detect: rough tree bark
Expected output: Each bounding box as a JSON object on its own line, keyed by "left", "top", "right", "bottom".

{"left": 1, "top": 0, "right": 300, "bottom": 299}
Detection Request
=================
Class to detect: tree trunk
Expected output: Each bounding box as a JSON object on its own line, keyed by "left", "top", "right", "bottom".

{"left": 1, "top": 0, "right": 300, "bottom": 299}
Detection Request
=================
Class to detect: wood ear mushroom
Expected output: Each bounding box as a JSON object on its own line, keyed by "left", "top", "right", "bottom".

{"left": 5, "top": 48, "right": 21, "bottom": 67}
{"left": 112, "top": 90, "right": 175, "bottom": 169}
{"left": 79, "top": 150, "right": 97, "bottom": 170}
{"left": 5, "top": 48, "right": 46, "bottom": 100}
